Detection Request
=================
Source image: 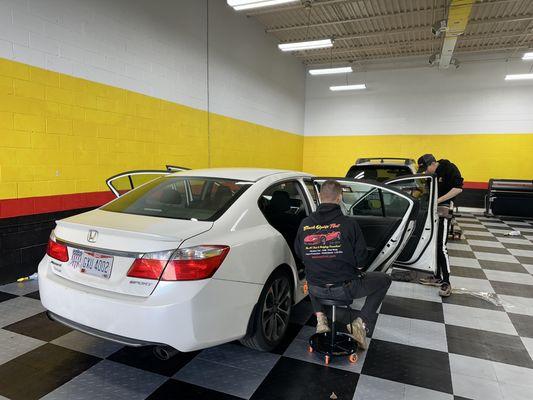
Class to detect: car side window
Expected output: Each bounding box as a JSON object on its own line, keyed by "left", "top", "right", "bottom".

{"left": 303, "top": 180, "right": 319, "bottom": 207}
{"left": 259, "top": 181, "right": 309, "bottom": 217}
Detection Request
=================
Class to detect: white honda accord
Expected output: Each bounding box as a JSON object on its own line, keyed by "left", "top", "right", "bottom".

{"left": 39, "top": 168, "right": 438, "bottom": 354}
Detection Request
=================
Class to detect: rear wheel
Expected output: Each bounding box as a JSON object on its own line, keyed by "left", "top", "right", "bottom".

{"left": 240, "top": 270, "right": 292, "bottom": 351}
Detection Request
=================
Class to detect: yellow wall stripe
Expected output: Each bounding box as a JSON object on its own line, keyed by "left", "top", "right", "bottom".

{"left": 303, "top": 134, "right": 533, "bottom": 182}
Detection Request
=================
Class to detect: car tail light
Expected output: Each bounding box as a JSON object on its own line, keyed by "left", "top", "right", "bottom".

{"left": 127, "top": 251, "right": 172, "bottom": 280}
{"left": 127, "top": 246, "right": 230, "bottom": 281}
{"left": 47, "top": 237, "right": 69, "bottom": 262}
{"left": 162, "top": 245, "right": 230, "bottom": 281}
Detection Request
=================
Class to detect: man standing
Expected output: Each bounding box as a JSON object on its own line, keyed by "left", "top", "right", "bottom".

{"left": 295, "top": 180, "right": 391, "bottom": 350}
{"left": 417, "top": 154, "right": 464, "bottom": 297}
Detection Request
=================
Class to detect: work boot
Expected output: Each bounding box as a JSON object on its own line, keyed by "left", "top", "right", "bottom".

{"left": 346, "top": 317, "right": 368, "bottom": 350}
{"left": 439, "top": 283, "right": 452, "bottom": 297}
{"left": 316, "top": 314, "right": 331, "bottom": 334}
{"left": 419, "top": 275, "right": 442, "bottom": 287}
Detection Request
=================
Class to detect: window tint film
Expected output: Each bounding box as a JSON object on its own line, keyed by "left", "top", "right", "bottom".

{"left": 387, "top": 178, "right": 431, "bottom": 213}
{"left": 102, "top": 177, "right": 251, "bottom": 221}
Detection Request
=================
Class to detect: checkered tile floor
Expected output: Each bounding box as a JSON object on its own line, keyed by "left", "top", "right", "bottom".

{"left": 1, "top": 214, "right": 533, "bottom": 400}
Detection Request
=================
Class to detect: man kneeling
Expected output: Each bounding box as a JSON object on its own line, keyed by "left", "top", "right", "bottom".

{"left": 295, "top": 180, "right": 392, "bottom": 350}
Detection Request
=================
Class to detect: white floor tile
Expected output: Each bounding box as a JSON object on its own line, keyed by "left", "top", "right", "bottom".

{"left": 508, "top": 248, "right": 533, "bottom": 258}
{"left": 467, "top": 239, "right": 504, "bottom": 248}
{"left": 474, "top": 252, "right": 519, "bottom": 264}
{"left": 498, "top": 295, "right": 533, "bottom": 316}
{"left": 373, "top": 314, "right": 447, "bottom": 352}
{"left": 450, "top": 276, "right": 494, "bottom": 293}
{"left": 451, "top": 373, "right": 503, "bottom": 400}
{"left": 497, "top": 237, "right": 532, "bottom": 246}
{"left": 449, "top": 256, "right": 481, "bottom": 268}
{"left": 447, "top": 243, "right": 472, "bottom": 251}
{"left": 499, "top": 382, "right": 533, "bottom": 400}
{"left": 0, "top": 279, "right": 39, "bottom": 296}
{"left": 387, "top": 281, "right": 442, "bottom": 303}
{"left": 0, "top": 329, "right": 45, "bottom": 364}
{"left": 443, "top": 304, "right": 517, "bottom": 335}
{"left": 484, "top": 270, "right": 533, "bottom": 285}
{"left": 524, "top": 264, "right": 533, "bottom": 274}
{"left": 449, "top": 354, "right": 497, "bottom": 381}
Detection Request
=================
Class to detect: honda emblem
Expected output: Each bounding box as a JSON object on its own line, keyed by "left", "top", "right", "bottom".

{"left": 87, "top": 230, "right": 98, "bottom": 243}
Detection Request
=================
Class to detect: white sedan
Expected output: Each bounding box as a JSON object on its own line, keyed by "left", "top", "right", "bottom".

{"left": 38, "top": 168, "right": 438, "bottom": 356}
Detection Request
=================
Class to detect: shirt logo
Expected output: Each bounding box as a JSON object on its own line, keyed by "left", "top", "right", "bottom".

{"left": 87, "top": 230, "right": 98, "bottom": 243}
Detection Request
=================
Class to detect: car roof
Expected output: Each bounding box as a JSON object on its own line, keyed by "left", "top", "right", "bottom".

{"left": 170, "top": 168, "right": 310, "bottom": 182}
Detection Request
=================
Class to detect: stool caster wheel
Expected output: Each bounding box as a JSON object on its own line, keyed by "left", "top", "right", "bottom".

{"left": 308, "top": 346, "right": 314, "bottom": 353}
{"left": 324, "top": 355, "right": 330, "bottom": 365}
{"left": 349, "top": 353, "right": 358, "bottom": 363}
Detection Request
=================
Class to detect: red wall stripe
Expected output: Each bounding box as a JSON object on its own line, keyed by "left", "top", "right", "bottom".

{"left": 0, "top": 181, "right": 490, "bottom": 219}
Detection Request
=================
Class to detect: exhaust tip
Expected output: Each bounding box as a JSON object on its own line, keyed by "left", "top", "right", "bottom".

{"left": 153, "top": 345, "right": 179, "bottom": 361}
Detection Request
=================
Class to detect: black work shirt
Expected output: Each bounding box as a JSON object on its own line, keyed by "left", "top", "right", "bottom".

{"left": 294, "top": 203, "right": 368, "bottom": 286}
{"left": 435, "top": 159, "right": 464, "bottom": 204}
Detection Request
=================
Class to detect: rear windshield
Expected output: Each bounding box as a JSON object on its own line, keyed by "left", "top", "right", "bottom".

{"left": 102, "top": 177, "right": 251, "bottom": 221}
{"left": 346, "top": 165, "right": 413, "bottom": 182}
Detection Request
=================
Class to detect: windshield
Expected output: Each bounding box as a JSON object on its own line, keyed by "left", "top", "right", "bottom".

{"left": 346, "top": 165, "right": 413, "bottom": 182}
{"left": 102, "top": 177, "right": 251, "bottom": 221}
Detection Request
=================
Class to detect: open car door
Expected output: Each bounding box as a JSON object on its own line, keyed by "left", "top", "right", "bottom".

{"left": 385, "top": 174, "right": 438, "bottom": 273}
{"left": 312, "top": 179, "right": 419, "bottom": 272}
{"left": 106, "top": 166, "right": 189, "bottom": 198}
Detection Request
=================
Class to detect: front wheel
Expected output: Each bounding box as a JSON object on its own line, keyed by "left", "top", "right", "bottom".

{"left": 240, "top": 270, "right": 293, "bottom": 351}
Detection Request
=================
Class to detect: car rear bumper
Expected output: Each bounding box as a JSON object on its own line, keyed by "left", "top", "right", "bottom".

{"left": 38, "top": 256, "right": 263, "bottom": 352}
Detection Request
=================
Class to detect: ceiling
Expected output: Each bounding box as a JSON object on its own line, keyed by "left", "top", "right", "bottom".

{"left": 245, "top": 0, "right": 533, "bottom": 69}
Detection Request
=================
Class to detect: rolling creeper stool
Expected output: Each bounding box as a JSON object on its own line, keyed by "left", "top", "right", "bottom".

{"left": 307, "top": 298, "right": 359, "bottom": 365}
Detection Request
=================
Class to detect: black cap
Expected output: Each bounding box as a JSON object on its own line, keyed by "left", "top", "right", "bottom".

{"left": 417, "top": 154, "right": 436, "bottom": 172}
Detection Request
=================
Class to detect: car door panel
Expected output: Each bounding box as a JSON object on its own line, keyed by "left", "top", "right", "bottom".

{"left": 312, "top": 179, "right": 417, "bottom": 272}
{"left": 385, "top": 174, "right": 438, "bottom": 273}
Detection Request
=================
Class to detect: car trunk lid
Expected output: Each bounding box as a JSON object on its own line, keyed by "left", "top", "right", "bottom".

{"left": 50, "top": 209, "right": 213, "bottom": 297}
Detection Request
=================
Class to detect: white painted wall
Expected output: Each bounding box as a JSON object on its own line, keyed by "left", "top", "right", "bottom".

{"left": 305, "top": 60, "right": 533, "bottom": 136}
{"left": 0, "top": 0, "right": 305, "bottom": 134}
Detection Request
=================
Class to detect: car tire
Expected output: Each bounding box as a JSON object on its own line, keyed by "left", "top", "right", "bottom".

{"left": 240, "top": 270, "right": 293, "bottom": 352}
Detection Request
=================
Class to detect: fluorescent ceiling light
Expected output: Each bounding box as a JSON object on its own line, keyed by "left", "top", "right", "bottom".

{"left": 505, "top": 73, "right": 533, "bottom": 81}
{"left": 330, "top": 84, "right": 367, "bottom": 91}
{"left": 309, "top": 66, "right": 353, "bottom": 75}
{"left": 522, "top": 52, "right": 533, "bottom": 60}
{"left": 278, "top": 39, "right": 333, "bottom": 52}
{"left": 227, "top": 0, "right": 298, "bottom": 11}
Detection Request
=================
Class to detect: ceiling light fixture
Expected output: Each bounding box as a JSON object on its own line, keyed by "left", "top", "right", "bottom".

{"left": 227, "top": 0, "right": 298, "bottom": 11}
{"left": 309, "top": 66, "right": 353, "bottom": 75}
{"left": 330, "top": 84, "right": 367, "bottom": 91}
{"left": 278, "top": 38, "right": 333, "bottom": 52}
{"left": 522, "top": 52, "right": 533, "bottom": 60}
{"left": 505, "top": 73, "right": 533, "bottom": 81}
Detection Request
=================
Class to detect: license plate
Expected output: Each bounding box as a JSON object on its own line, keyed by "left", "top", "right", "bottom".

{"left": 70, "top": 249, "right": 114, "bottom": 279}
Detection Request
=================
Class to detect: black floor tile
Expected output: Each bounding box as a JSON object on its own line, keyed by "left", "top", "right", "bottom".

{"left": 508, "top": 313, "right": 533, "bottom": 338}
{"left": 107, "top": 345, "right": 200, "bottom": 376}
{"left": 448, "top": 249, "right": 476, "bottom": 259}
{"left": 454, "top": 396, "right": 474, "bottom": 400}
{"left": 4, "top": 312, "right": 72, "bottom": 342}
{"left": 0, "top": 291, "right": 17, "bottom": 303}
{"left": 271, "top": 322, "right": 304, "bottom": 355}
{"left": 0, "top": 343, "right": 100, "bottom": 400}
{"left": 445, "top": 325, "right": 533, "bottom": 368}
{"left": 478, "top": 260, "right": 528, "bottom": 273}
{"left": 470, "top": 246, "right": 510, "bottom": 255}
{"left": 361, "top": 339, "right": 452, "bottom": 394}
{"left": 147, "top": 379, "right": 242, "bottom": 400}
{"left": 490, "top": 281, "right": 533, "bottom": 298}
{"left": 442, "top": 292, "right": 504, "bottom": 311}
{"left": 24, "top": 290, "right": 40, "bottom": 300}
{"left": 516, "top": 256, "right": 533, "bottom": 265}
{"left": 380, "top": 296, "right": 444, "bottom": 323}
{"left": 289, "top": 297, "right": 314, "bottom": 325}
{"left": 250, "top": 357, "right": 358, "bottom": 400}
{"left": 465, "top": 234, "right": 499, "bottom": 242}
{"left": 450, "top": 266, "right": 487, "bottom": 280}
{"left": 502, "top": 243, "right": 533, "bottom": 251}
